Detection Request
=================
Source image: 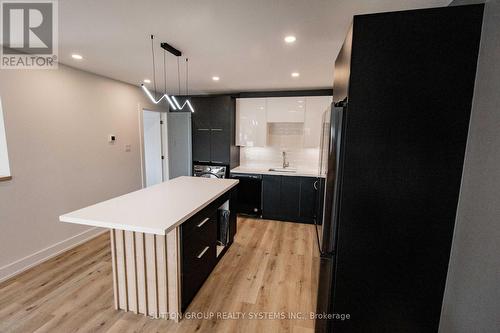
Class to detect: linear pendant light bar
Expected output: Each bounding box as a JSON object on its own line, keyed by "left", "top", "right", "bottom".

{"left": 142, "top": 36, "right": 194, "bottom": 112}
{"left": 142, "top": 84, "right": 194, "bottom": 112}
{"left": 172, "top": 95, "right": 195, "bottom": 113}
{"left": 141, "top": 84, "right": 177, "bottom": 110}
{"left": 171, "top": 96, "right": 182, "bottom": 109}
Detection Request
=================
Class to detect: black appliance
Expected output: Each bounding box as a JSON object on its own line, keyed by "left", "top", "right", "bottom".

{"left": 315, "top": 5, "right": 484, "bottom": 333}
{"left": 193, "top": 164, "right": 227, "bottom": 178}
{"left": 230, "top": 173, "right": 262, "bottom": 216}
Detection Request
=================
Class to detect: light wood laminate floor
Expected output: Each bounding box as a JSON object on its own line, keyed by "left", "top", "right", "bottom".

{"left": 0, "top": 217, "right": 320, "bottom": 333}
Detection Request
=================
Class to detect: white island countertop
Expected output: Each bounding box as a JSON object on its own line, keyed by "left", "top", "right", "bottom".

{"left": 60, "top": 176, "right": 239, "bottom": 235}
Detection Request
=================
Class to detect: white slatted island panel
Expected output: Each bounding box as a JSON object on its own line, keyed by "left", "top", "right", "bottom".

{"left": 60, "top": 176, "right": 239, "bottom": 320}
{"left": 110, "top": 229, "right": 180, "bottom": 319}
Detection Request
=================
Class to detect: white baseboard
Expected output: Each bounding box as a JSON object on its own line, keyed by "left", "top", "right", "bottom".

{"left": 0, "top": 227, "right": 107, "bottom": 283}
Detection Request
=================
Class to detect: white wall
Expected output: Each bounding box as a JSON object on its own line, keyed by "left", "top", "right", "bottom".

{"left": 439, "top": 1, "right": 500, "bottom": 332}
{"left": 0, "top": 64, "right": 165, "bottom": 281}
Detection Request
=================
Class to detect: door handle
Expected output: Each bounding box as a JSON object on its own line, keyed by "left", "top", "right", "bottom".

{"left": 197, "top": 217, "right": 210, "bottom": 228}
{"left": 197, "top": 246, "right": 210, "bottom": 259}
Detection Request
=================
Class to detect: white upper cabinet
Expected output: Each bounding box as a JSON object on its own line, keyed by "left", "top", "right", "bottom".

{"left": 235, "top": 95, "right": 332, "bottom": 148}
{"left": 266, "top": 97, "right": 305, "bottom": 123}
{"left": 236, "top": 98, "right": 267, "bottom": 147}
{"left": 304, "top": 96, "right": 333, "bottom": 148}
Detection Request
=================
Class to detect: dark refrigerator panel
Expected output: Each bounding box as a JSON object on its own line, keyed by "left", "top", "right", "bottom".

{"left": 317, "top": 105, "right": 346, "bottom": 255}
{"left": 316, "top": 4, "right": 484, "bottom": 333}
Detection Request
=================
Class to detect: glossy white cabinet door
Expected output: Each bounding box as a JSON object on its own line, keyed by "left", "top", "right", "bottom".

{"left": 236, "top": 98, "right": 267, "bottom": 147}
{"left": 304, "top": 96, "right": 333, "bottom": 148}
{"left": 266, "top": 97, "right": 305, "bottom": 123}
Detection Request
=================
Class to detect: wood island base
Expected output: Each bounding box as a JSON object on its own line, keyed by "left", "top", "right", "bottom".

{"left": 110, "top": 228, "right": 181, "bottom": 321}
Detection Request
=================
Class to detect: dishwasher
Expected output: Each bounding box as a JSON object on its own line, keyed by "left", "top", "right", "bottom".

{"left": 230, "top": 173, "right": 262, "bottom": 217}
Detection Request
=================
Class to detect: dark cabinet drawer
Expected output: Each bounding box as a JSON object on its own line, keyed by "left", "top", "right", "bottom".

{"left": 181, "top": 212, "right": 217, "bottom": 311}
{"left": 182, "top": 209, "right": 215, "bottom": 239}
{"left": 180, "top": 190, "right": 236, "bottom": 311}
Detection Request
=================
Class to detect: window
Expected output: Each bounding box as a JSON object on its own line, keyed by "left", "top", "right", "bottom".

{"left": 0, "top": 97, "right": 11, "bottom": 179}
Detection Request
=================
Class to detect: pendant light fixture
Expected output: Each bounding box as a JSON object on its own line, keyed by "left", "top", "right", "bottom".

{"left": 141, "top": 35, "right": 194, "bottom": 112}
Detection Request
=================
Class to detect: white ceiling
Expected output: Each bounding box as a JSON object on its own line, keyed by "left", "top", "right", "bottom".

{"left": 58, "top": 0, "right": 450, "bottom": 94}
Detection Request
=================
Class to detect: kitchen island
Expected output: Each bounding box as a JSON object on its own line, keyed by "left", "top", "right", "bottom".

{"left": 60, "top": 176, "right": 238, "bottom": 320}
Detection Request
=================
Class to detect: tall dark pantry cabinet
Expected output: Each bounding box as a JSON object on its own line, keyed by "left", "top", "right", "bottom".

{"left": 315, "top": 5, "right": 484, "bottom": 333}
{"left": 190, "top": 96, "right": 239, "bottom": 169}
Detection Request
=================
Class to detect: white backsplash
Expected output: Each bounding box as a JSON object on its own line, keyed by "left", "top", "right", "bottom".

{"left": 240, "top": 123, "right": 320, "bottom": 171}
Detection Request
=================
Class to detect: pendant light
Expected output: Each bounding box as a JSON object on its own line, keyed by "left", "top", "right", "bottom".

{"left": 141, "top": 35, "right": 194, "bottom": 112}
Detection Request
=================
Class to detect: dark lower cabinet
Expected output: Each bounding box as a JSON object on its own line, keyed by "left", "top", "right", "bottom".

{"left": 262, "top": 175, "right": 317, "bottom": 224}
{"left": 262, "top": 175, "right": 281, "bottom": 219}
{"left": 181, "top": 213, "right": 217, "bottom": 311}
{"left": 180, "top": 191, "right": 236, "bottom": 312}
{"left": 280, "top": 176, "right": 301, "bottom": 221}
{"left": 299, "top": 177, "right": 317, "bottom": 223}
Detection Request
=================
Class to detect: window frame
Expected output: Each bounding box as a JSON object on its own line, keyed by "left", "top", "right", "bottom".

{"left": 0, "top": 96, "right": 11, "bottom": 180}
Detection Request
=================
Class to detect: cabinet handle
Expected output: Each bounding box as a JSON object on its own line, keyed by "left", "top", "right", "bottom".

{"left": 313, "top": 180, "right": 319, "bottom": 190}
{"left": 197, "top": 160, "right": 210, "bottom": 163}
{"left": 211, "top": 128, "right": 223, "bottom": 131}
{"left": 197, "top": 128, "right": 210, "bottom": 131}
{"left": 211, "top": 161, "right": 223, "bottom": 163}
{"left": 197, "top": 217, "right": 210, "bottom": 228}
{"left": 197, "top": 246, "right": 210, "bottom": 259}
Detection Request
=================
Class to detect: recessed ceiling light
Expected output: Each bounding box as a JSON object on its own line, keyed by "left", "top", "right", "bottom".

{"left": 71, "top": 54, "right": 83, "bottom": 60}
{"left": 212, "top": 76, "right": 220, "bottom": 81}
{"left": 291, "top": 72, "right": 300, "bottom": 78}
{"left": 143, "top": 79, "right": 151, "bottom": 84}
{"left": 284, "top": 35, "right": 296, "bottom": 43}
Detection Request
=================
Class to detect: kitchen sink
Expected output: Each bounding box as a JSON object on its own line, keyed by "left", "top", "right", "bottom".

{"left": 268, "top": 168, "right": 297, "bottom": 173}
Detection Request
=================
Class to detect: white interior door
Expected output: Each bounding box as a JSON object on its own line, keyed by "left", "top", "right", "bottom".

{"left": 143, "top": 110, "right": 163, "bottom": 187}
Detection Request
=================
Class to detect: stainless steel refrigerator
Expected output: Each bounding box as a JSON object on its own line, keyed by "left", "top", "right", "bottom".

{"left": 314, "top": 4, "right": 484, "bottom": 332}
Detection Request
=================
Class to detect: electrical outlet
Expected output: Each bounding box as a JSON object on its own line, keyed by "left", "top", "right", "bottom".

{"left": 125, "top": 144, "right": 131, "bottom": 152}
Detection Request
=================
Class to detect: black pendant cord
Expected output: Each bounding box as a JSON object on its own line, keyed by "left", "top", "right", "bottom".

{"left": 185, "top": 58, "right": 189, "bottom": 98}
{"left": 163, "top": 50, "right": 167, "bottom": 95}
{"left": 177, "top": 57, "right": 181, "bottom": 95}
{"left": 150, "top": 35, "right": 157, "bottom": 100}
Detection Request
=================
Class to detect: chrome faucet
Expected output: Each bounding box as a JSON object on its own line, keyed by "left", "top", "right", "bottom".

{"left": 282, "top": 151, "right": 290, "bottom": 169}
